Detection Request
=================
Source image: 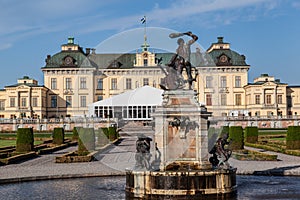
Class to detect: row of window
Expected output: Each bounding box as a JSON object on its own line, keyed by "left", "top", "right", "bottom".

{"left": 205, "top": 94, "right": 242, "bottom": 106}
{"left": 50, "top": 95, "right": 87, "bottom": 108}
{"left": 8, "top": 97, "right": 40, "bottom": 107}
{"left": 206, "top": 76, "right": 241, "bottom": 88}
{"left": 255, "top": 94, "right": 283, "bottom": 104}
{"left": 98, "top": 78, "right": 159, "bottom": 90}
{"left": 205, "top": 94, "right": 283, "bottom": 106}
{"left": 51, "top": 77, "right": 87, "bottom": 90}
{"left": 93, "top": 105, "right": 155, "bottom": 119}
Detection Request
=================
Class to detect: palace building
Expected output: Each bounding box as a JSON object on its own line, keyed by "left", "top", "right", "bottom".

{"left": 0, "top": 36, "right": 300, "bottom": 120}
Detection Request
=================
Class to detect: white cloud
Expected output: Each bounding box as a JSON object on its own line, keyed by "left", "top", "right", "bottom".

{"left": 0, "top": 0, "right": 282, "bottom": 51}
{"left": 0, "top": 43, "right": 12, "bottom": 50}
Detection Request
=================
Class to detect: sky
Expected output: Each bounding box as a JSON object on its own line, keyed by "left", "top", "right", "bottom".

{"left": 0, "top": 0, "right": 300, "bottom": 88}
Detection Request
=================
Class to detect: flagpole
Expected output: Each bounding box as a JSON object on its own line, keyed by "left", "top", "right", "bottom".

{"left": 141, "top": 16, "right": 148, "bottom": 52}
{"left": 144, "top": 15, "right": 147, "bottom": 44}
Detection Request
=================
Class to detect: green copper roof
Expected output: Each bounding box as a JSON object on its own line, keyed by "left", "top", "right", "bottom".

{"left": 42, "top": 50, "right": 95, "bottom": 69}
{"left": 88, "top": 52, "right": 175, "bottom": 69}
{"left": 207, "top": 49, "right": 248, "bottom": 66}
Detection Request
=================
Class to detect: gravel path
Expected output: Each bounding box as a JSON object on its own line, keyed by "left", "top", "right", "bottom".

{"left": 1, "top": 137, "right": 300, "bottom": 184}
{"left": 230, "top": 146, "right": 300, "bottom": 176}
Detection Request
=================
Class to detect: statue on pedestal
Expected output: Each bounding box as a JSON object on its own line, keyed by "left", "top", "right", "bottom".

{"left": 160, "top": 31, "right": 199, "bottom": 90}
{"left": 209, "top": 133, "right": 232, "bottom": 169}
{"left": 134, "top": 135, "right": 152, "bottom": 170}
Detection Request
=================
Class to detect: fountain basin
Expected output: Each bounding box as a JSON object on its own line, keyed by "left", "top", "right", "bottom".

{"left": 125, "top": 168, "right": 237, "bottom": 199}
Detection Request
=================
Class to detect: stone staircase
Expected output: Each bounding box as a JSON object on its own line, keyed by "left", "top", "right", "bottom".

{"left": 118, "top": 121, "right": 154, "bottom": 137}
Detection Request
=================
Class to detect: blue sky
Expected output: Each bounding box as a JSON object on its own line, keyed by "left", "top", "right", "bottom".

{"left": 0, "top": 0, "right": 300, "bottom": 88}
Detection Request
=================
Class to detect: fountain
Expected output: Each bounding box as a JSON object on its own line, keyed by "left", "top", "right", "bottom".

{"left": 125, "top": 31, "right": 237, "bottom": 199}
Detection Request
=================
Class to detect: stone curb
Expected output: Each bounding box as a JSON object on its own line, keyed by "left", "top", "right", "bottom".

{"left": 0, "top": 172, "right": 126, "bottom": 185}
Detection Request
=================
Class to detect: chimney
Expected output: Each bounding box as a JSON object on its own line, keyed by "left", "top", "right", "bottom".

{"left": 86, "top": 48, "right": 91, "bottom": 55}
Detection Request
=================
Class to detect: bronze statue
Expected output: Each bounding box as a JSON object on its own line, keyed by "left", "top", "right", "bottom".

{"left": 160, "top": 31, "right": 199, "bottom": 90}
{"left": 209, "top": 133, "right": 232, "bottom": 169}
{"left": 134, "top": 135, "right": 152, "bottom": 170}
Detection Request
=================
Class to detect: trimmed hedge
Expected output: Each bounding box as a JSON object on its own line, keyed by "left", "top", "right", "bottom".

{"left": 72, "top": 127, "right": 80, "bottom": 141}
{"left": 101, "top": 127, "right": 118, "bottom": 141}
{"left": 286, "top": 126, "right": 300, "bottom": 150}
{"left": 95, "top": 129, "right": 110, "bottom": 147}
{"left": 229, "top": 126, "right": 244, "bottom": 150}
{"left": 78, "top": 128, "right": 95, "bottom": 156}
{"left": 244, "top": 126, "right": 258, "bottom": 143}
{"left": 52, "top": 128, "right": 65, "bottom": 145}
{"left": 16, "top": 128, "right": 34, "bottom": 153}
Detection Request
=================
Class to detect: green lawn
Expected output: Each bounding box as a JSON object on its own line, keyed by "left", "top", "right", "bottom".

{"left": 0, "top": 140, "right": 44, "bottom": 148}
{"left": 0, "top": 132, "right": 73, "bottom": 139}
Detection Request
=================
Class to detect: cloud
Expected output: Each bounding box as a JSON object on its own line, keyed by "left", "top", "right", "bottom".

{"left": 0, "top": 0, "right": 281, "bottom": 51}
{"left": 0, "top": 43, "right": 12, "bottom": 50}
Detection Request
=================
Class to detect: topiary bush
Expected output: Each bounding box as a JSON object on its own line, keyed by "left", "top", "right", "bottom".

{"left": 16, "top": 128, "right": 34, "bottom": 153}
{"left": 78, "top": 128, "right": 95, "bottom": 156}
{"left": 52, "top": 128, "right": 65, "bottom": 145}
{"left": 95, "top": 128, "right": 110, "bottom": 148}
{"left": 101, "top": 127, "right": 109, "bottom": 139}
{"left": 72, "top": 127, "right": 80, "bottom": 141}
{"left": 108, "top": 127, "right": 118, "bottom": 141}
{"left": 286, "top": 126, "right": 300, "bottom": 150}
{"left": 229, "top": 126, "right": 244, "bottom": 150}
{"left": 244, "top": 126, "right": 258, "bottom": 143}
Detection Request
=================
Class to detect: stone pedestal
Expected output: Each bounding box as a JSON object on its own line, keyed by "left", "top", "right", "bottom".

{"left": 151, "top": 89, "right": 212, "bottom": 171}
{"left": 125, "top": 89, "right": 237, "bottom": 199}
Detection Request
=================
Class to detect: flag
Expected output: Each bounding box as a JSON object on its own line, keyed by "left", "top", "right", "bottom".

{"left": 141, "top": 16, "right": 146, "bottom": 24}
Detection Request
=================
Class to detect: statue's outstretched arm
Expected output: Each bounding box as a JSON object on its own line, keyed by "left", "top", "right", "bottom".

{"left": 183, "top": 31, "right": 198, "bottom": 45}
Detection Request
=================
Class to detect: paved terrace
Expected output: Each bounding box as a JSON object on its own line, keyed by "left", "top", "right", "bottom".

{"left": 1, "top": 135, "right": 300, "bottom": 184}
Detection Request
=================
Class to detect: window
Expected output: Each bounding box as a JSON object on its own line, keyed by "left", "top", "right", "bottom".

{"left": 0, "top": 101, "right": 5, "bottom": 110}
{"left": 235, "top": 76, "right": 241, "bottom": 88}
{"left": 221, "top": 94, "right": 227, "bottom": 106}
{"left": 126, "top": 78, "right": 132, "bottom": 90}
{"left": 220, "top": 76, "right": 227, "bottom": 88}
{"left": 135, "top": 81, "right": 139, "bottom": 88}
{"left": 10, "top": 98, "right": 15, "bottom": 107}
{"left": 80, "top": 96, "right": 86, "bottom": 107}
{"left": 97, "top": 95, "right": 103, "bottom": 101}
{"left": 206, "top": 76, "right": 213, "bottom": 88}
{"left": 66, "top": 78, "right": 72, "bottom": 89}
{"left": 255, "top": 95, "right": 260, "bottom": 104}
{"left": 144, "top": 59, "right": 148, "bottom": 66}
{"left": 21, "top": 98, "right": 26, "bottom": 107}
{"left": 51, "top": 78, "right": 57, "bottom": 89}
{"left": 287, "top": 96, "right": 292, "bottom": 107}
{"left": 97, "top": 78, "right": 103, "bottom": 90}
{"left": 80, "top": 77, "right": 87, "bottom": 89}
{"left": 235, "top": 94, "right": 242, "bottom": 106}
{"left": 32, "top": 97, "right": 38, "bottom": 107}
{"left": 206, "top": 94, "right": 212, "bottom": 106}
{"left": 143, "top": 78, "right": 149, "bottom": 86}
{"left": 160, "top": 78, "right": 165, "bottom": 86}
{"left": 266, "top": 94, "right": 272, "bottom": 105}
{"left": 277, "top": 95, "right": 283, "bottom": 104}
{"left": 153, "top": 80, "right": 156, "bottom": 88}
{"left": 51, "top": 96, "right": 57, "bottom": 108}
{"left": 111, "top": 78, "right": 117, "bottom": 90}
{"left": 66, "top": 96, "right": 72, "bottom": 107}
